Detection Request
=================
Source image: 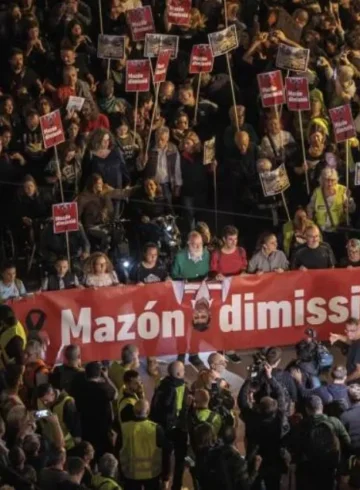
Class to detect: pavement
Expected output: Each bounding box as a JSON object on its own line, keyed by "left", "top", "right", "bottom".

{"left": 137, "top": 344, "right": 346, "bottom": 490}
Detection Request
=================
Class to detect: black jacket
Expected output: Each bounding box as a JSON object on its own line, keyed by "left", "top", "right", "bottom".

{"left": 150, "top": 376, "right": 189, "bottom": 432}
{"left": 195, "top": 443, "right": 257, "bottom": 490}
{"left": 238, "top": 377, "right": 290, "bottom": 465}
{"left": 340, "top": 403, "right": 360, "bottom": 450}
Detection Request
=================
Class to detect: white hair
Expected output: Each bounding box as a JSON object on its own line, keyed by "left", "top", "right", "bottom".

{"left": 319, "top": 167, "right": 338, "bottom": 186}
{"left": 155, "top": 126, "right": 170, "bottom": 140}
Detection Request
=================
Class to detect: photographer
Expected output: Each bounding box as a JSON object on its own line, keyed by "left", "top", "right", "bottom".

{"left": 192, "top": 369, "right": 235, "bottom": 434}
{"left": 238, "top": 364, "right": 290, "bottom": 490}
{"left": 265, "top": 347, "right": 298, "bottom": 407}
{"left": 288, "top": 329, "right": 334, "bottom": 391}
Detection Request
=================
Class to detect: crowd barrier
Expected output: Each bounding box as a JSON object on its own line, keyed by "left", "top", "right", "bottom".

{"left": 10, "top": 269, "right": 359, "bottom": 364}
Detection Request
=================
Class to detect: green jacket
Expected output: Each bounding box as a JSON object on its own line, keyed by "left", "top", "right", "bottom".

{"left": 171, "top": 248, "right": 210, "bottom": 280}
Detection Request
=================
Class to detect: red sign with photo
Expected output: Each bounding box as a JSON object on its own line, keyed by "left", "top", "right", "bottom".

{"left": 52, "top": 202, "right": 79, "bottom": 234}
{"left": 285, "top": 77, "right": 310, "bottom": 111}
{"left": 127, "top": 6, "right": 155, "bottom": 42}
{"left": 257, "top": 71, "right": 285, "bottom": 108}
{"left": 189, "top": 44, "right": 214, "bottom": 74}
{"left": 167, "top": 0, "right": 191, "bottom": 26}
{"left": 126, "top": 60, "right": 151, "bottom": 92}
{"left": 40, "top": 110, "right": 65, "bottom": 149}
{"left": 154, "top": 50, "right": 171, "bottom": 84}
{"left": 329, "top": 104, "right": 356, "bottom": 143}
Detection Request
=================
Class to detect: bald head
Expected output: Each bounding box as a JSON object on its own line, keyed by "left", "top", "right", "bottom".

{"left": 208, "top": 352, "right": 227, "bottom": 375}
{"left": 234, "top": 131, "right": 250, "bottom": 154}
{"left": 168, "top": 361, "right": 185, "bottom": 379}
{"left": 133, "top": 399, "right": 150, "bottom": 418}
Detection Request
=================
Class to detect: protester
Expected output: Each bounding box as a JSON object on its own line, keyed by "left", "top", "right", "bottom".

{"left": 2, "top": 1, "right": 360, "bottom": 489}
{"left": 291, "top": 224, "right": 336, "bottom": 270}
{"left": 247, "top": 232, "right": 289, "bottom": 274}
{"left": 0, "top": 263, "right": 26, "bottom": 301}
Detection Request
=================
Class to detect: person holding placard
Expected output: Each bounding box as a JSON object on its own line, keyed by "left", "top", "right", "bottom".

{"left": 179, "top": 131, "right": 210, "bottom": 233}
{"left": 55, "top": 65, "right": 92, "bottom": 108}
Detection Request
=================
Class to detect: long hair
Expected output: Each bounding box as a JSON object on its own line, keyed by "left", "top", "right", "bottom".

{"left": 179, "top": 130, "right": 202, "bottom": 154}
{"left": 83, "top": 252, "right": 113, "bottom": 275}
{"left": 86, "top": 128, "right": 115, "bottom": 152}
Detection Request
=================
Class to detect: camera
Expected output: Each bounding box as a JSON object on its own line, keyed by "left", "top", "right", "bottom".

{"left": 247, "top": 350, "right": 268, "bottom": 379}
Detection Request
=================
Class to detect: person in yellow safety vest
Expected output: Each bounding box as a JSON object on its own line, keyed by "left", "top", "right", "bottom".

{"left": 149, "top": 360, "right": 190, "bottom": 490}
{"left": 0, "top": 304, "right": 27, "bottom": 370}
{"left": 36, "top": 383, "right": 81, "bottom": 451}
{"left": 189, "top": 389, "right": 222, "bottom": 444}
{"left": 108, "top": 344, "right": 140, "bottom": 394}
{"left": 282, "top": 207, "right": 320, "bottom": 258}
{"left": 307, "top": 167, "right": 356, "bottom": 233}
{"left": 92, "top": 453, "right": 122, "bottom": 490}
{"left": 119, "top": 399, "right": 171, "bottom": 490}
{"left": 117, "top": 370, "right": 144, "bottom": 426}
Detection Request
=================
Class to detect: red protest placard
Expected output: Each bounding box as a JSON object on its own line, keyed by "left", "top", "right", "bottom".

{"left": 127, "top": 6, "right": 155, "bottom": 42}
{"left": 257, "top": 71, "right": 285, "bottom": 108}
{"left": 329, "top": 104, "right": 356, "bottom": 143}
{"left": 52, "top": 202, "right": 79, "bottom": 234}
{"left": 126, "top": 60, "right": 151, "bottom": 92}
{"left": 167, "top": 0, "right": 191, "bottom": 26}
{"left": 285, "top": 77, "right": 310, "bottom": 111}
{"left": 40, "top": 110, "right": 65, "bottom": 149}
{"left": 154, "top": 50, "right": 171, "bottom": 84}
{"left": 189, "top": 44, "right": 214, "bottom": 74}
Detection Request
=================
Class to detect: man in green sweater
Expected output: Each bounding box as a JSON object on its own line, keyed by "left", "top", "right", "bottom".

{"left": 171, "top": 231, "right": 210, "bottom": 369}
{"left": 172, "top": 231, "right": 210, "bottom": 280}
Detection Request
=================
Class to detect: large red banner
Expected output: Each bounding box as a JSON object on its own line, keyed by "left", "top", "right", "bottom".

{"left": 11, "top": 270, "right": 359, "bottom": 364}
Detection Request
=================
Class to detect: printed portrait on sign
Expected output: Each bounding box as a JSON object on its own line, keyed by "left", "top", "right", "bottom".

{"left": 172, "top": 279, "right": 232, "bottom": 332}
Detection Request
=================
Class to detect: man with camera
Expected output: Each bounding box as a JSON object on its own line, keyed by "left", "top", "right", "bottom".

{"left": 238, "top": 347, "right": 297, "bottom": 415}
{"left": 238, "top": 363, "right": 290, "bottom": 490}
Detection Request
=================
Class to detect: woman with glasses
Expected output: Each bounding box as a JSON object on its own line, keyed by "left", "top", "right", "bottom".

{"left": 83, "top": 252, "right": 121, "bottom": 288}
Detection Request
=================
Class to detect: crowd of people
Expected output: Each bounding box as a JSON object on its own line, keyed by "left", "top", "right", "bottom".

{"left": 0, "top": 0, "right": 360, "bottom": 488}
{"left": 2, "top": 311, "right": 360, "bottom": 490}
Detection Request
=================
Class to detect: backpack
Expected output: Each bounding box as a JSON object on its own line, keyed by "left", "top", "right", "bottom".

{"left": 303, "top": 420, "right": 340, "bottom": 467}
{"left": 189, "top": 412, "right": 217, "bottom": 447}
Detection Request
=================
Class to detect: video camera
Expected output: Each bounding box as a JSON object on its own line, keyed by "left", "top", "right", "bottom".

{"left": 247, "top": 349, "right": 268, "bottom": 379}
{"left": 301, "top": 328, "right": 334, "bottom": 370}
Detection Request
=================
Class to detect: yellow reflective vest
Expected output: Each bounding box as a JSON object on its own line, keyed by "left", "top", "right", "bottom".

{"left": 92, "top": 474, "right": 122, "bottom": 490}
{"left": 193, "top": 408, "right": 222, "bottom": 436}
{"left": 37, "top": 393, "right": 75, "bottom": 450}
{"left": 118, "top": 393, "right": 138, "bottom": 426}
{"left": 109, "top": 362, "right": 129, "bottom": 393}
{"left": 313, "top": 185, "right": 347, "bottom": 230}
{"left": 0, "top": 321, "right": 27, "bottom": 369}
{"left": 119, "top": 419, "right": 162, "bottom": 480}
